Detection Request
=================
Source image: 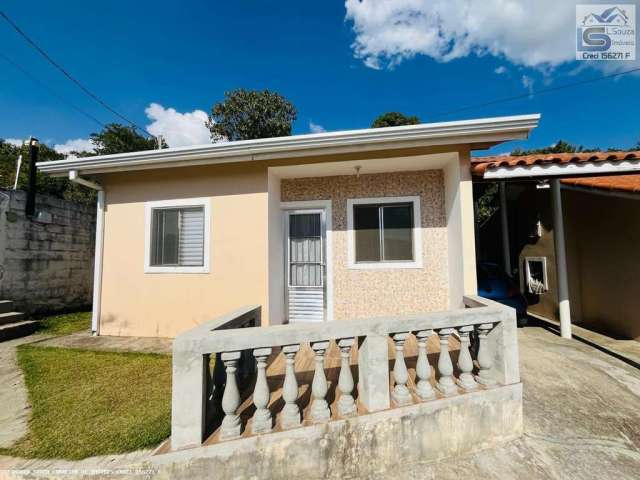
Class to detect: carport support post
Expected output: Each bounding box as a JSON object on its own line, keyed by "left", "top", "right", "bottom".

{"left": 551, "top": 179, "right": 572, "bottom": 339}
{"left": 499, "top": 182, "right": 511, "bottom": 275}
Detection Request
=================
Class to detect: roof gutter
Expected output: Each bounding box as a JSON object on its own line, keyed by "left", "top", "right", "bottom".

{"left": 69, "top": 170, "right": 104, "bottom": 336}
{"left": 39, "top": 114, "right": 541, "bottom": 176}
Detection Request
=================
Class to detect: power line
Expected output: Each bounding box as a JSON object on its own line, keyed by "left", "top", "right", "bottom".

{"left": 0, "top": 52, "right": 106, "bottom": 128}
{"left": 0, "top": 9, "right": 154, "bottom": 138}
{"left": 431, "top": 66, "right": 640, "bottom": 120}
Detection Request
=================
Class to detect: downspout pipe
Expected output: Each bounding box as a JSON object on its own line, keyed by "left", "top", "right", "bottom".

{"left": 69, "top": 170, "right": 104, "bottom": 336}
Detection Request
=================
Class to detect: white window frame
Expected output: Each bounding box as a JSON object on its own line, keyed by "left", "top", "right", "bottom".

{"left": 144, "top": 197, "right": 211, "bottom": 274}
{"left": 523, "top": 256, "right": 549, "bottom": 294}
{"left": 347, "top": 195, "right": 423, "bottom": 270}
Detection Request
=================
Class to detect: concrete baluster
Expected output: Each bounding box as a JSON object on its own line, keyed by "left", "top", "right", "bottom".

{"left": 475, "top": 323, "right": 497, "bottom": 387}
{"left": 337, "top": 338, "right": 357, "bottom": 417}
{"left": 220, "top": 351, "right": 242, "bottom": 439}
{"left": 281, "top": 344, "right": 301, "bottom": 429}
{"left": 391, "top": 332, "right": 412, "bottom": 406}
{"left": 251, "top": 347, "right": 273, "bottom": 434}
{"left": 415, "top": 330, "right": 435, "bottom": 401}
{"left": 435, "top": 328, "right": 458, "bottom": 396}
{"left": 310, "top": 341, "right": 331, "bottom": 422}
{"left": 456, "top": 326, "right": 479, "bottom": 391}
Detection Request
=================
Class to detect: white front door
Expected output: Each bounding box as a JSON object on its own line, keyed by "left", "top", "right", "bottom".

{"left": 285, "top": 209, "right": 327, "bottom": 323}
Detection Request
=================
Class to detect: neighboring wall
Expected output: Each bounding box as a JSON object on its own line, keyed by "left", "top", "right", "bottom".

{"left": 281, "top": 170, "right": 449, "bottom": 320}
{"left": 563, "top": 188, "right": 640, "bottom": 340}
{"left": 0, "top": 188, "right": 95, "bottom": 314}
{"left": 99, "top": 163, "right": 270, "bottom": 338}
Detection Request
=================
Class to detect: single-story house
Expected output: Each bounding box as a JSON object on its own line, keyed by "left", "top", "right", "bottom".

{"left": 38, "top": 115, "right": 540, "bottom": 338}
{"left": 471, "top": 151, "right": 640, "bottom": 340}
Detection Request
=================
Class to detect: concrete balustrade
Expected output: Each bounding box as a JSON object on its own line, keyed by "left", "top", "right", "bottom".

{"left": 391, "top": 332, "right": 412, "bottom": 406}
{"left": 171, "top": 296, "right": 520, "bottom": 451}
{"left": 436, "top": 328, "right": 458, "bottom": 396}
{"left": 415, "top": 330, "right": 435, "bottom": 401}
{"left": 281, "top": 344, "right": 301, "bottom": 429}
{"left": 476, "top": 323, "right": 497, "bottom": 387}
{"left": 251, "top": 347, "right": 273, "bottom": 434}
{"left": 219, "top": 351, "right": 242, "bottom": 440}
{"left": 337, "top": 338, "right": 357, "bottom": 417}
{"left": 310, "top": 341, "right": 331, "bottom": 423}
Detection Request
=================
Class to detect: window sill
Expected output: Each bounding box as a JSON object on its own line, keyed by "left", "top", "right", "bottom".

{"left": 347, "top": 261, "right": 423, "bottom": 270}
{"left": 144, "top": 266, "right": 210, "bottom": 274}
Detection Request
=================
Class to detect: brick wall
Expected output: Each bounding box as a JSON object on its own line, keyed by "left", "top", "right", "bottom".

{"left": 0, "top": 188, "right": 95, "bottom": 314}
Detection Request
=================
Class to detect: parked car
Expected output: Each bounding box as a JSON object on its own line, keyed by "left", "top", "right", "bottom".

{"left": 477, "top": 262, "right": 528, "bottom": 326}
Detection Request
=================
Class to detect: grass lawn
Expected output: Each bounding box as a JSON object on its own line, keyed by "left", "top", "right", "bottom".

{"left": 1, "top": 345, "right": 172, "bottom": 460}
{"left": 36, "top": 311, "right": 91, "bottom": 336}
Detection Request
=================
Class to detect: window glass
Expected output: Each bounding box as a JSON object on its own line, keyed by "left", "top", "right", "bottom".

{"left": 382, "top": 204, "right": 413, "bottom": 261}
{"left": 150, "top": 206, "right": 204, "bottom": 267}
{"left": 354, "top": 205, "right": 381, "bottom": 262}
{"left": 289, "top": 213, "right": 323, "bottom": 287}
{"left": 353, "top": 202, "right": 415, "bottom": 263}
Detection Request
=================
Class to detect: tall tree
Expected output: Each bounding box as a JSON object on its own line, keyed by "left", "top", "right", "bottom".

{"left": 510, "top": 140, "right": 599, "bottom": 156}
{"left": 371, "top": 112, "right": 420, "bottom": 128}
{"left": 0, "top": 139, "right": 95, "bottom": 203}
{"left": 206, "top": 89, "right": 297, "bottom": 141}
{"left": 90, "top": 123, "right": 163, "bottom": 155}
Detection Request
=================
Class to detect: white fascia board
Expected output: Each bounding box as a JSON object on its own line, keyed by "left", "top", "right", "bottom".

{"left": 37, "top": 114, "right": 540, "bottom": 176}
{"left": 483, "top": 158, "right": 640, "bottom": 180}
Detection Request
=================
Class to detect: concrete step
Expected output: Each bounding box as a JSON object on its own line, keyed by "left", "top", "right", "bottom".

{"left": 0, "top": 311, "right": 25, "bottom": 326}
{"left": 0, "top": 300, "right": 14, "bottom": 314}
{"left": 0, "top": 320, "right": 39, "bottom": 342}
{"left": 0, "top": 312, "right": 24, "bottom": 325}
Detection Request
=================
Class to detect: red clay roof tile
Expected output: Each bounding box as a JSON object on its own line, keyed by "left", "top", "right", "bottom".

{"left": 471, "top": 151, "right": 640, "bottom": 176}
{"left": 561, "top": 174, "right": 640, "bottom": 193}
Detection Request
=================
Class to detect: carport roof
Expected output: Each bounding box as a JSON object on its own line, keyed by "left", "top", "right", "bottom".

{"left": 471, "top": 150, "right": 640, "bottom": 179}
{"left": 561, "top": 174, "right": 640, "bottom": 193}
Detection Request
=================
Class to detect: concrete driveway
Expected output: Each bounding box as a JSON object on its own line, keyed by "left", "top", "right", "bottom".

{"left": 420, "top": 326, "right": 640, "bottom": 479}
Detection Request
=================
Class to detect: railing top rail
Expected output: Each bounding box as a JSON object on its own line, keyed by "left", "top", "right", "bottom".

{"left": 176, "top": 304, "right": 261, "bottom": 341}
{"left": 175, "top": 297, "right": 513, "bottom": 356}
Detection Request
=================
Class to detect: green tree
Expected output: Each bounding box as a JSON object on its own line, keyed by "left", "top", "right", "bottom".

{"left": 206, "top": 89, "right": 297, "bottom": 141}
{"left": 0, "top": 139, "right": 95, "bottom": 203}
{"left": 90, "top": 123, "right": 163, "bottom": 155}
{"left": 510, "top": 140, "right": 600, "bottom": 156}
{"left": 0, "top": 125, "right": 164, "bottom": 205}
{"left": 371, "top": 112, "right": 420, "bottom": 128}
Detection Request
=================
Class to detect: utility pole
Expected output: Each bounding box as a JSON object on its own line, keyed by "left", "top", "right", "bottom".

{"left": 25, "top": 137, "right": 39, "bottom": 217}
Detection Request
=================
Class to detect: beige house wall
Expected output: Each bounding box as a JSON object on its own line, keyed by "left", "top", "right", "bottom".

{"left": 281, "top": 170, "right": 449, "bottom": 320}
{"left": 95, "top": 147, "right": 475, "bottom": 337}
{"left": 99, "top": 163, "right": 270, "bottom": 337}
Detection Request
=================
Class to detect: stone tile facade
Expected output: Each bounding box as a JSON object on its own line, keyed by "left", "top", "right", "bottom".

{"left": 0, "top": 189, "right": 95, "bottom": 314}
{"left": 281, "top": 170, "right": 449, "bottom": 320}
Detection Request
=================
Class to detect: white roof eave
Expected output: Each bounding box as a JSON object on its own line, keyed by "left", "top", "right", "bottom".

{"left": 38, "top": 113, "right": 541, "bottom": 176}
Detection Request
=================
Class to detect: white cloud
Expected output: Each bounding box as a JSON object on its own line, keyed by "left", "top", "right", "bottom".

{"left": 521, "top": 75, "right": 535, "bottom": 96}
{"left": 494, "top": 66, "right": 508, "bottom": 75}
{"left": 345, "top": 1, "right": 617, "bottom": 71}
{"left": 3, "top": 138, "right": 24, "bottom": 147}
{"left": 53, "top": 138, "right": 94, "bottom": 154}
{"left": 145, "top": 103, "right": 210, "bottom": 148}
{"left": 309, "top": 121, "right": 326, "bottom": 134}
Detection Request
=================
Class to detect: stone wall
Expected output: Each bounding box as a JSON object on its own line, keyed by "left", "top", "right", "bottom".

{"left": 0, "top": 188, "right": 95, "bottom": 314}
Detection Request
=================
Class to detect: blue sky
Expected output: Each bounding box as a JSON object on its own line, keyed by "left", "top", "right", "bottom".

{"left": 1, "top": 0, "right": 639, "bottom": 155}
